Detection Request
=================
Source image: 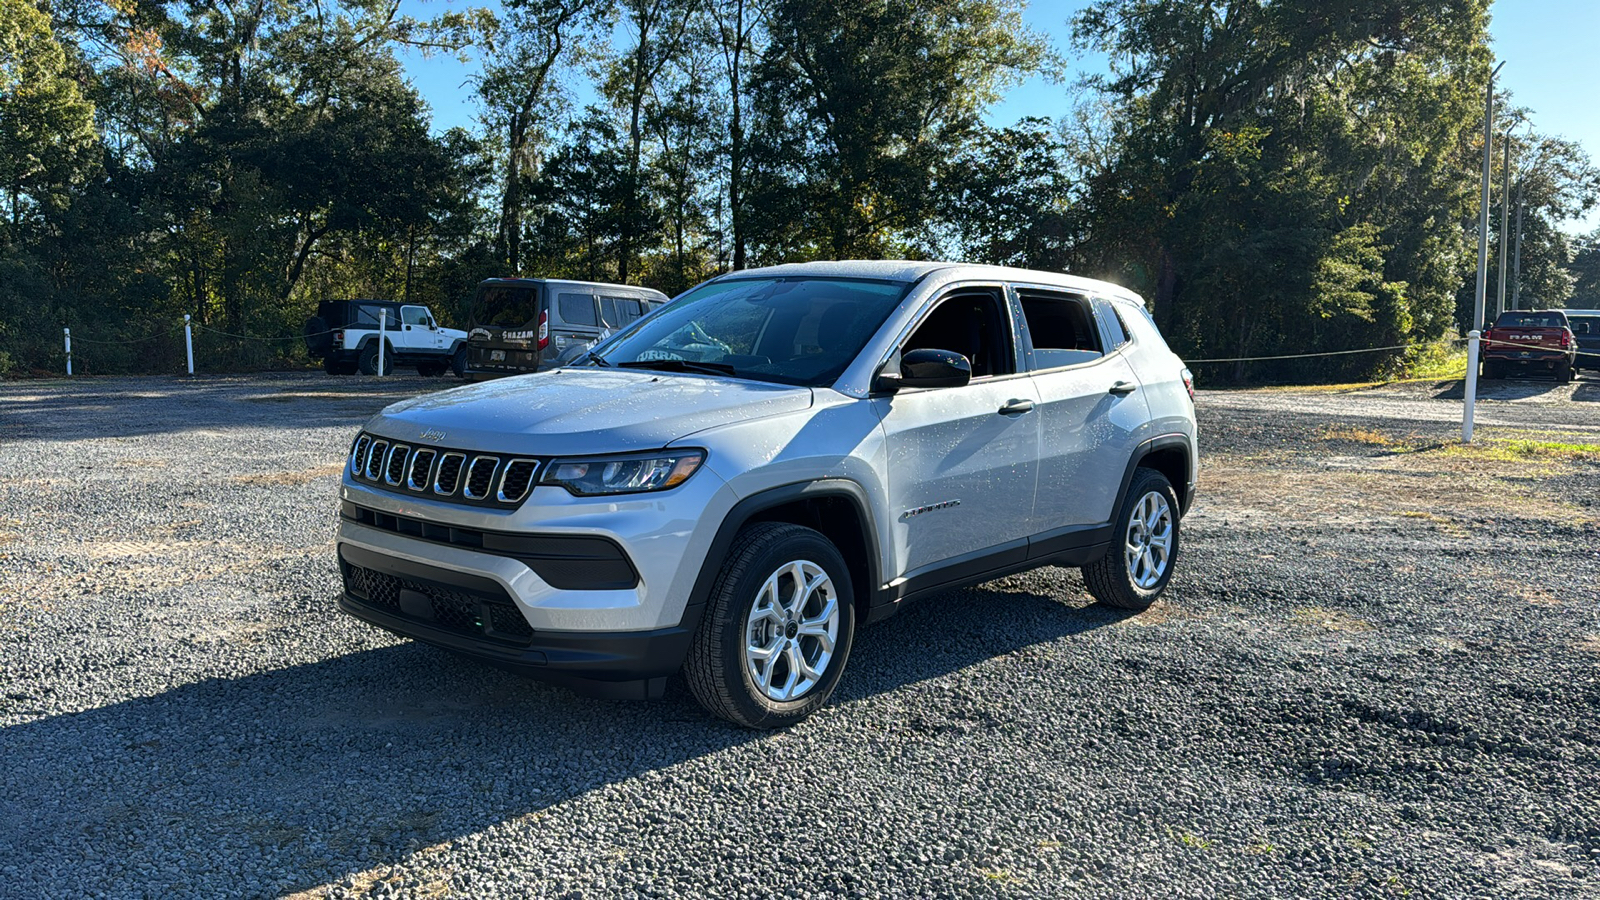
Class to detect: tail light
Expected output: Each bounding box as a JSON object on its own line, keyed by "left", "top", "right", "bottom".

{"left": 333, "top": 330, "right": 344, "bottom": 345}
{"left": 1560, "top": 331, "right": 1572, "bottom": 349}
{"left": 1181, "top": 367, "right": 1194, "bottom": 401}
{"left": 537, "top": 309, "right": 549, "bottom": 351}
{"left": 1481, "top": 328, "right": 1493, "bottom": 348}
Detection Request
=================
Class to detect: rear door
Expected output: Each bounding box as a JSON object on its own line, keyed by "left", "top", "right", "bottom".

{"left": 1019, "top": 287, "right": 1149, "bottom": 543}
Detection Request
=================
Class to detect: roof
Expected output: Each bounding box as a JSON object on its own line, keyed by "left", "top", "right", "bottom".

{"left": 479, "top": 277, "right": 667, "bottom": 297}
{"left": 720, "top": 260, "right": 1143, "bottom": 302}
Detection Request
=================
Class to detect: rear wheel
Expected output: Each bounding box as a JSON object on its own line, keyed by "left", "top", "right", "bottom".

{"left": 357, "top": 343, "right": 393, "bottom": 376}
{"left": 1559, "top": 365, "right": 1574, "bottom": 384}
{"left": 1481, "top": 361, "right": 1501, "bottom": 379}
{"left": 1082, "top": 468, "right": 1181, "bottom": 611}
{"left": 684, "top": 522, "right": 855, "bottom": 729}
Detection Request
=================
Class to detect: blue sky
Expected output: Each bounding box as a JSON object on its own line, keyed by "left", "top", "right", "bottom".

{"left": 398, "top": 0, "right": 1600, "bottom": 233}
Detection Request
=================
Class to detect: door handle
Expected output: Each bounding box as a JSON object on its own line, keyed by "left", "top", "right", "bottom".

{"left": 1109, "top": 381, "right": 1138, "bottom": 395}
{"left": 998, "top": 399, "right": 1034, "bottom": 416}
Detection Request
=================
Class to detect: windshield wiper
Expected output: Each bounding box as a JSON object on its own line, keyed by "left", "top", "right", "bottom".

{"left": 617, "top": 358, "right": 740, "bottom": 377}
{"left": 581, "top": 352, "right": 612, "bottom": 367}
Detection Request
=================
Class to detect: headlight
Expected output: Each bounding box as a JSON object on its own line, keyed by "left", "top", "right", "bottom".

{"left": 541, "top": 450, "right": 705, "bottom": 496}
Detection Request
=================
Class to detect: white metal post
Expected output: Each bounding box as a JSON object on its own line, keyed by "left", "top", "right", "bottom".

{"left": 184, "top": 315, "right": 195, "bottom": 375}
{"left": 1463, "top": 330, "right": 1481, "bottom": 443}
{"left": 378, "top": 310, "right": 387, "bottom": 376}
{"left": 64, "top": 327, "right": 72, "bottom": 376}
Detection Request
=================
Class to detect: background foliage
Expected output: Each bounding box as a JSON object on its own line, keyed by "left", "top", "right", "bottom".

{"left": 1, "top": 0, "right": 1596, "bottom": 379}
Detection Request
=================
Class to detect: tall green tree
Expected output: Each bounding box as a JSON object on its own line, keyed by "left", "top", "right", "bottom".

{"left": 1070, "top": 0, "right": 1496, "bottom": 377}
{"left": 0, "top": 0, "right": 97, "bottom": 235}
{"left": 747, "top": 0, "right": 1043, "bottom": 259}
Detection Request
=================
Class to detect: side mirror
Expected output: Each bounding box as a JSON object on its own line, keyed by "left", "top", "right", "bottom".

{"left": 878, "top": 348, "right": 971, "bottom": 392}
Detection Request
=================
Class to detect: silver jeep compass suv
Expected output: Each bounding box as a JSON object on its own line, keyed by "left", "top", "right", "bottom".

{"left": 336, "top": 261, "right": 1198, "bottom": 727}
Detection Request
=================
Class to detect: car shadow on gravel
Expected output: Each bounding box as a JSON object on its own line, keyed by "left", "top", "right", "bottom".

{"left": 0, "top": 579, "right": 1125, "bottom": 896}
{"left": 1430, "top": 378, "right": 1570, "bottom": 401}
{"left": 0, "top": 372, "right": 453, "bottom": 442}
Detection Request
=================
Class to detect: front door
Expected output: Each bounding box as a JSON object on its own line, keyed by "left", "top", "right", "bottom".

{"left": 873, "top": 287, "right": 1040, "bottom": 582}
{"left": 399, "top": 305, "right": 432, "bottom": 351}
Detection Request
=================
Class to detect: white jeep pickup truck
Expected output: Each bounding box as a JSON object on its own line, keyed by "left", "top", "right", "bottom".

{"left": 304, "top": 299, "right": 469, "bottom": 376}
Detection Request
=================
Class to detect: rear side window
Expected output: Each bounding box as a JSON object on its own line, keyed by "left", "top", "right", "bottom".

{"left": 1096, "top": 299, "right": 1130, "bottom": 349}
{"left": 557, "top": 292, "right": 598, "bottom": 327}
{"left": 600, "top": 296, "right": 644, "bottom": 327}
{"left": 1019, "top": 291, "right": 1102, "bottom": 369}
{"left": 352, "top": 304, "right": 392, "bottom": 327}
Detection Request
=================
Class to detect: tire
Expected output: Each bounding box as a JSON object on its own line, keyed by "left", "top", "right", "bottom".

{"left": 451, "top": 346, "right": 468, "bottom": 378}
{"left": 1481, "top": 361, "right": 1500, "bottom": 379}
{"left": 684, "top": 522, "right": 856, "bottom": 729}
{"left": 358, "top": 343, "right": 393, "bottom": 376}
{"left": 1558, "top": 365, "right": 1573, "bottom": 384}
{"left": 303, "top": 316, "right": 332, "bottom": 358}
{"left": 1082, "top": 467, "right": 1182, "bottom": 611}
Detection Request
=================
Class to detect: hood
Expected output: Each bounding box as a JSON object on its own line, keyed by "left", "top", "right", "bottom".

{"left": 365, "top": 368, "right": 814, "bottom": 455}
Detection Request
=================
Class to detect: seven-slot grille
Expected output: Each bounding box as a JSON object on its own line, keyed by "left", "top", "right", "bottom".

{"left": 348, "top": 433, "right": 539, "bottom": 508}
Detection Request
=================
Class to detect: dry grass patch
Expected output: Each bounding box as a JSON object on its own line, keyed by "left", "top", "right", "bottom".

{"left": 1293, "top": 607, "right": 1375, "bottom": 633}
{"left": 1575, "top": 635, "right": 1600, "bottom": 655}
{"left": 1204, "top": 447, "right": 1597, "bottom": 530}
{"left": 1123, "top": 599, "right": 1198, "bottom": 627}
{"left": 1317, "top": 424, "right": 1402, "bottom": 447}
{"left": 231, "top": 463, "right": 345, "bottom": 486}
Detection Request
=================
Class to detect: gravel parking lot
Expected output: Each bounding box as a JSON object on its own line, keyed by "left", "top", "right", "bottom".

{"left": 2, "top": 372, "right": 1597, "bottom": 898}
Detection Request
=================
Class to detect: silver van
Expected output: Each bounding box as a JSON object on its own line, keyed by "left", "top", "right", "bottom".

{"left": 459, "top": 278, "right": 670, "bottom": 379}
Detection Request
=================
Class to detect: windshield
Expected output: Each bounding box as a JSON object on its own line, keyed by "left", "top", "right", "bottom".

{"left": 1494, "top": 312, "right": 1565, "bottom": 329}
{"left": 470, "top": 284, "right": 542, "bottom": 330}
{"left": 591, "top": 277, "right": 909, "bottom": 386}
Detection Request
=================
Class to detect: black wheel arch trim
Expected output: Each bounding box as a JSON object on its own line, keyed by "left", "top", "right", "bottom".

{"left": 1114, "top": 433, "right": 1195, "bottom": 517}
{"left": 682, "top": 479, "right": 883, "bottom": 635}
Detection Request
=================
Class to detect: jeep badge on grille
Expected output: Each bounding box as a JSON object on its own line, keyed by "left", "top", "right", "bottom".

{"left": 420, "top": 429, "right": 446, "bottom": 442}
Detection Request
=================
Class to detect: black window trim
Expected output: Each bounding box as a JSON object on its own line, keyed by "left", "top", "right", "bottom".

{"left": 887, "top": 282, "right": 1028, "bottom": 387}
{"left": 1010, "top": 284, "right": 1130, "bottom": 375}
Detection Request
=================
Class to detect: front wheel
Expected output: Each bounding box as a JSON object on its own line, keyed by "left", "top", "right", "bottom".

{"left": 451, "top": 346, "right": 468, "bottom": 378}
{"left": 684, "top": 523, "right": 855, "bottom": 729}
{"left": 1082, "top": 468, "right": 1182, "bottom": 611}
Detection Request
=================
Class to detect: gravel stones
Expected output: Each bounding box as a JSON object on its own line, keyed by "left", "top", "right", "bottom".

{"left": 1, "top": 372, "right": 1596, "bottom": 897}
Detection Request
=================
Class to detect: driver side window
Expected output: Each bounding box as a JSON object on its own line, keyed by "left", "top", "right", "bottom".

{"left": 902, "top": 290, "right": 1014, "bottom": 379}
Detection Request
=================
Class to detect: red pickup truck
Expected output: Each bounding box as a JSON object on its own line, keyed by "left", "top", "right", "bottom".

{"left": 1481, "top": 311, "right": 1578, "bottom": 383}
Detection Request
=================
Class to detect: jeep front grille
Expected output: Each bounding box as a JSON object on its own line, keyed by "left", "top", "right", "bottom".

{"left": 383, "top": 445, "right": 410, "bottom": 485}
{"left": 407, "top": 448, "right": 437, "bottom": 491}
{"left": 434, "top": 452, "right": 465, "bottom": 495}
{"left": 463, "top": 456, "right": 500, "bottom": 500}
{"left": 498, "top": 460, "right": 539, "bottom": 503}
{"left": 346, "top": 433, "right": 541, "bottom": 509}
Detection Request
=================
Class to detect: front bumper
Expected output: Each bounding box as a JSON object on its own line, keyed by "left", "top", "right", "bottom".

{"left": 339, "top": 542, "right": 696, "bottom": 698}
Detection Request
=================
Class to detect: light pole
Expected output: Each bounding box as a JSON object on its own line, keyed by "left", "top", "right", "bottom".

{"left": 1496, "top": 136, "right": 1511, "bottom": 322}
{"left": 1512, "top": 180, "right": 1524, "bottom": 312}
{"left": 1465, "top": 60, "right": 1503, "bottom": 444}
